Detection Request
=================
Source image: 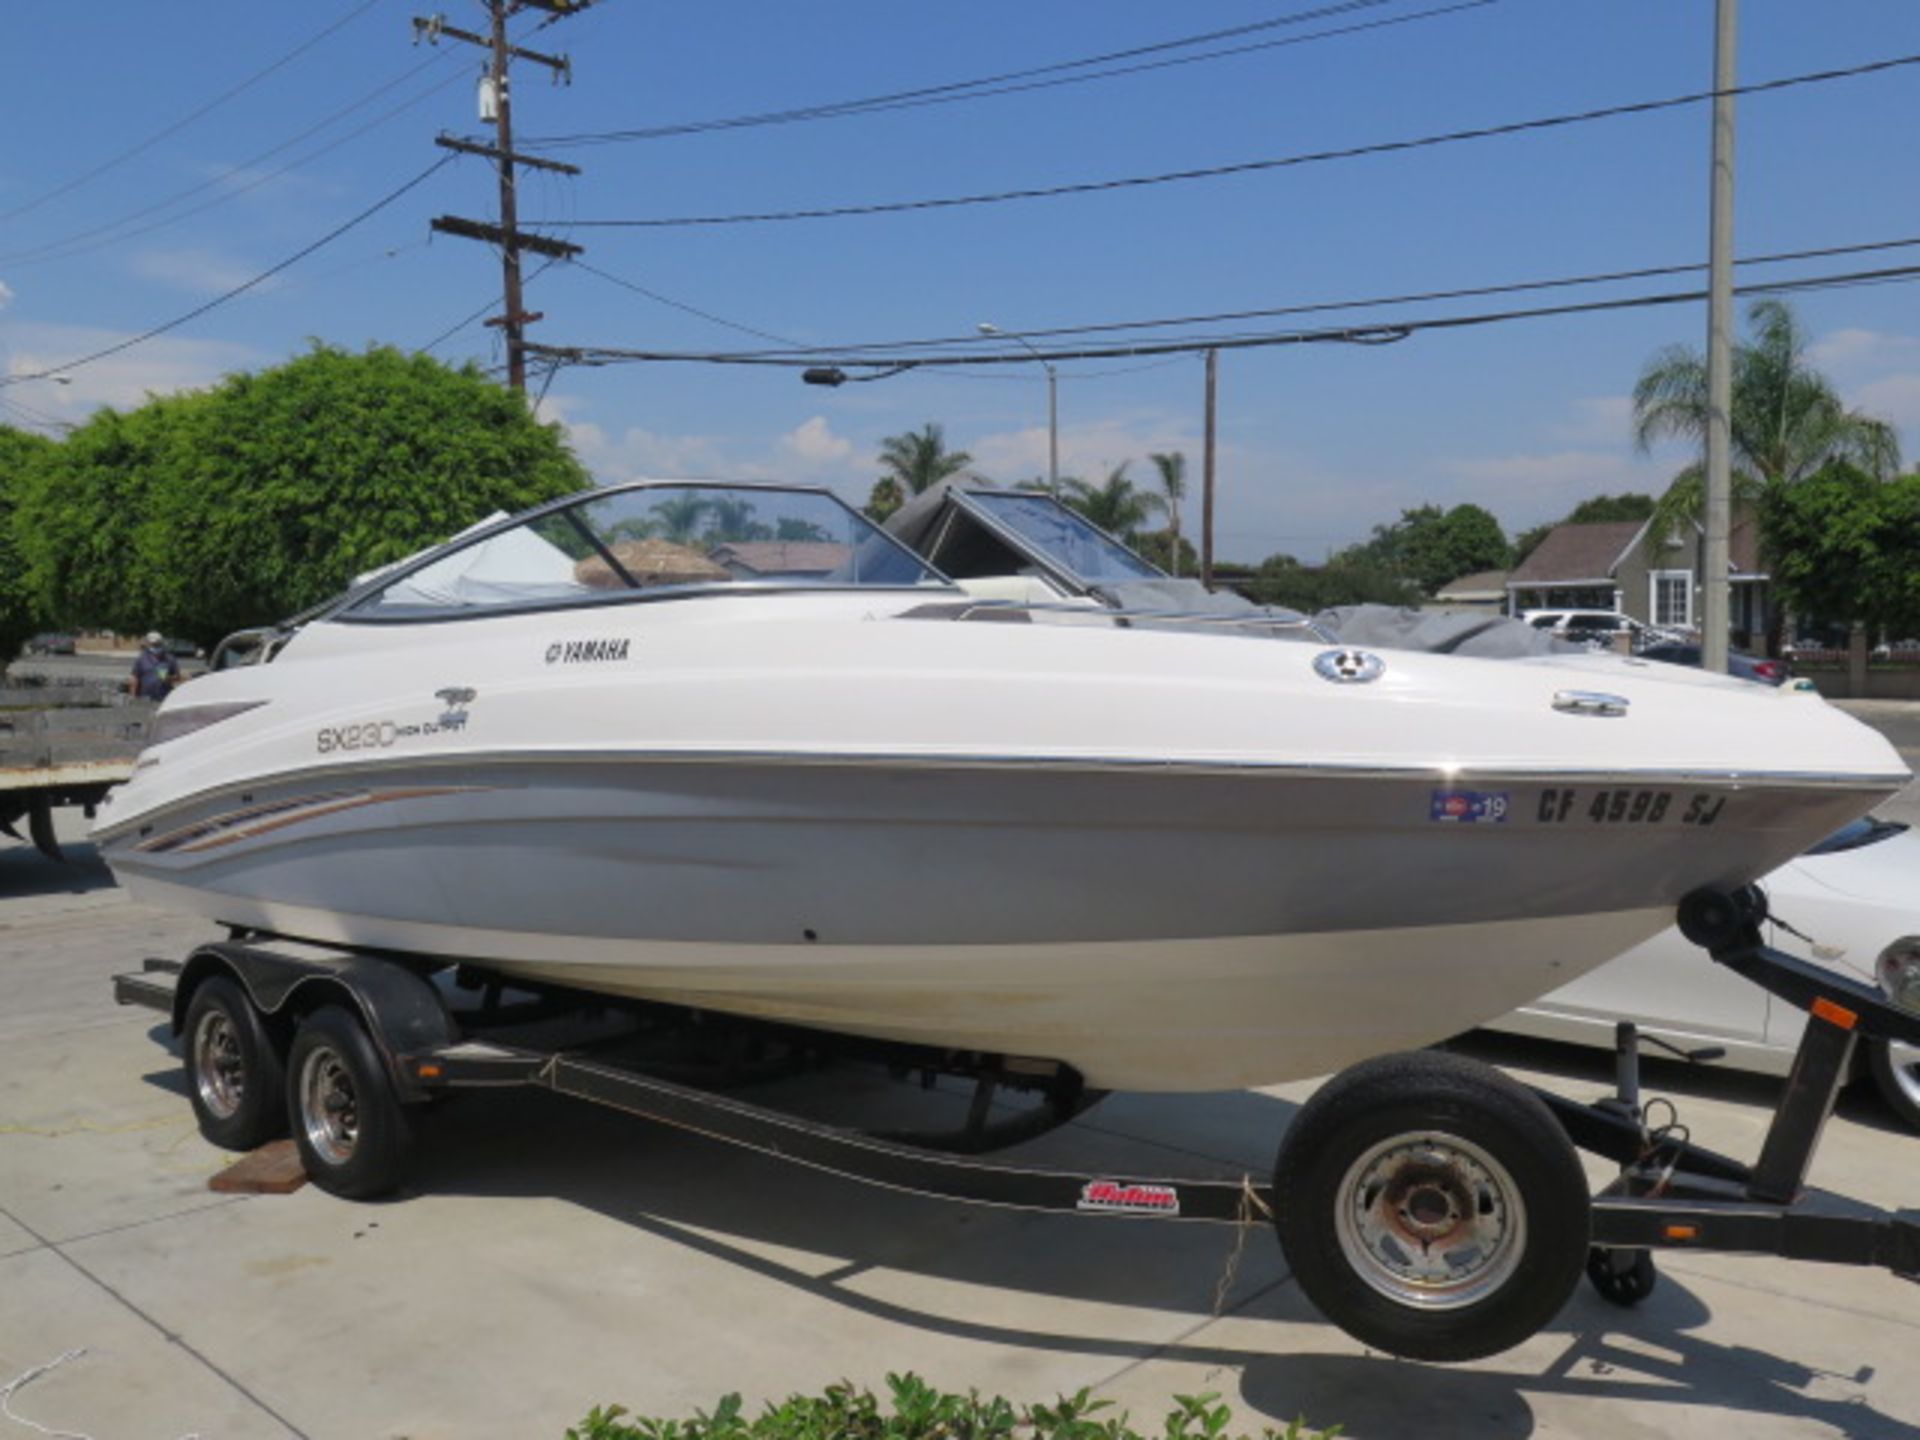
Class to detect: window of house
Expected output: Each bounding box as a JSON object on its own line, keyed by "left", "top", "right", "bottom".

{"left": 1652, "top": 571, "right": 1692, "bottom": 628}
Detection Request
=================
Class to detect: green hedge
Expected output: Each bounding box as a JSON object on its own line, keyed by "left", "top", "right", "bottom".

{"left": 569, "top": 1374, "right": 1337, "bottom": 1440}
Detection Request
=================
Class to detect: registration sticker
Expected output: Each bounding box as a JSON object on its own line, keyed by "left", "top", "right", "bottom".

{"left": 1430, "top": 790, "right": 1509, "bottom": 824}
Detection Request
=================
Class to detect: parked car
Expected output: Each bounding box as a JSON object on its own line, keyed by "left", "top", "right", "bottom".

{"left": 1638, "top": 639, "right": 1787, "bottom": 685}
{"left": 1485, "top": 816, "right": 1920, "bottom": 1129}
{"left": 161, "top": 637, "right": 203, "bottom": 659}
{"left": 21, "top": 632, "right": 76, "bottom": 656}
{"left": 1520, "top": 609, "right": 1677, "bottom": 651}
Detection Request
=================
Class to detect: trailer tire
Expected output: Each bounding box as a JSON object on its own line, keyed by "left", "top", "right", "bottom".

{"left": 1868, "top": 1039, "right": 1920, "bottom": 1132}
{"left": 182, "top": 976, "right": 287, "bottom": 1151}
{"left": 1272, "top": 1050, "right": 1590, "bottom": 1362}
{"left": 287, "top": 1006, "right": 411, "bottom": 1199}
{"left": 1586, "top": 1245, "right": 1657, "bottom": 1306}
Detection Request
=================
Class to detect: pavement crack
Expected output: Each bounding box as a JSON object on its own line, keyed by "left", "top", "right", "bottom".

{"left": 0, "top": 1197, "right": 310, "bottom": 1438}
{"left": 1085, "top": 1266, "right": 1296, "bottom": 1399}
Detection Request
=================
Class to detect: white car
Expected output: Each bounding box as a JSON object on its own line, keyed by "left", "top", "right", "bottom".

{"left": 1486, "top": 816, "right": 1920, "bottom": 1129}
{"left": 1519, "top": 609, "right": 1681, "bottom": 651}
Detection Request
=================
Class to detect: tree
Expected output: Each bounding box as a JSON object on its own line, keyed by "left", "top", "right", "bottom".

{"left": 12, "top": 345, "right": 587, "bottom": 644}
{"left": 1760, "top": 463, "right": 1920, "bottom": 639}
{"left": 0, "top": 425, "right": 57, "bottom": 661}
{"left": 1634, "top": 300, "right": 1902, "bottom": 653}
{"left": 1061, "top": 462, "right": 1166, "bottom": 542}
{"left": 703, "top": 495, "right": 768, "bottom": 542}
{"left": 1244, "top": 550, "right": 1422, "bottom": 612}
{"left": 1133, "top": 530, "right": 1198, "bottom": 576}
{"left": 1635, "top": 298, "right": 1899, "bottom": 537}
{"left": 1147, "top": 451, "right": 1188, "bottom": 576}
{"left": 863, "top": 477, "right": 904, "bottom": 523}
{"left": 1361, "top": 503, "right": 1511, "bottom": 595}
{"left": 877, "top": 423, "right": 971, "bottom": 498}
{"left": 1566, "top": 492, "right": 1657, "bottom": 525}
{"left": 649, "top": 493, "right": 710, "bottom": 543}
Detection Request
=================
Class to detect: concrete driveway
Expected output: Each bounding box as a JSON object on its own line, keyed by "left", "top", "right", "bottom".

{"left": 4, "top": 808, "right": 1919, "bottom": 1438}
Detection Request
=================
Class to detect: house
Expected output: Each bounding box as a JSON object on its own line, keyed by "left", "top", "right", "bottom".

{"left": 1505, "top": 511, "right": 1771, "bottom": 643}
{"left": 1428, "top": 569, "right": 1510, "bottom": 614}
{"left": 706, "top": 540, "right": 851, "bottom": 580}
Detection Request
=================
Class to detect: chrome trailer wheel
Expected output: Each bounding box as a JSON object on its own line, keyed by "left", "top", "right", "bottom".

{"left": 181, "top": 975, "right": 286, "bottom": 1150}
{"left": 297, "top": 1043, "right": 361, "bottom": 1166}
{"left": 1869, "top": 1039, "right": 1920, "bottom": 1132}
{"left": 1331, "top": 1130, "right": 1527, "bottom": 1311}
{"left": 286, "top": 1006, "right": 411, "bottom": 1199}
{"left": 1272, "top": 1051, "right": 1591, "bottom": 1362}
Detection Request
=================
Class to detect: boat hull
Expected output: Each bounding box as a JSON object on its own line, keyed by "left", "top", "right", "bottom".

{"left": 100, "top": 754, "right": 1886, "bottom": 1089}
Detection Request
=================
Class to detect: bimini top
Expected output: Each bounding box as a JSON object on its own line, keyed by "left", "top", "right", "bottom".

{"left": 334, "top": 480, "right": 952, "bottom": 622}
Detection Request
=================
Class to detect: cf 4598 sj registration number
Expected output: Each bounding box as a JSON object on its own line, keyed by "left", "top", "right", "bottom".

{"left": 1535, "top": 788, "right": 1727, "bottom": 827}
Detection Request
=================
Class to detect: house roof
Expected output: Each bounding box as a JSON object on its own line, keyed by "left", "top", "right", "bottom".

{"left": 1615, "top": 508, "right": 1769, "bottom": 577}
{"left": 1506, "top": 521, "right": 1643, "bottom": 587}
{"left": 707, "top": 541, "right": 850, "bottom": 575}
{"left": 1435, "top": 568, "right": 1510, "bottom": 599}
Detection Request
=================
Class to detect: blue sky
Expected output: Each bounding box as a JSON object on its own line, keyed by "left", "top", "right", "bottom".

{"left": 4, "top": 0, "right": 1919, "bottom": 561}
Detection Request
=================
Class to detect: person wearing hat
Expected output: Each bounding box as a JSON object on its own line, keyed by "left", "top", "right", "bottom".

{"left": 128, "top": 632, "right": 181, "bottom": 701}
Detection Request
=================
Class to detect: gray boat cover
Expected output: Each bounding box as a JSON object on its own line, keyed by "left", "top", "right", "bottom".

{"left": 1089, "top": 577, "right": 1284, "bottom": 617}
{"left": 1314, "top": 604, "right": 1581, "bottom": 658}
{"left": 1088, "top": 585, "right": 1573, "bottom": 658}
{"left": 885, "top": 478, "right": 1573, "bottom": 659}
{"left": 881, "top": 475, "right": 998, "bottom": 555}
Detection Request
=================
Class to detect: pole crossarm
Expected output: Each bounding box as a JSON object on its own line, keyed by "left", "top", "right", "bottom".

{"left": 413, "top": 16, "right": 572, "bottom": 78}
{"left": 435, "top": 133, "right": 582, "bottom": 174}
{"left": 431, "top": 215, "right": 583, "bottom": 259}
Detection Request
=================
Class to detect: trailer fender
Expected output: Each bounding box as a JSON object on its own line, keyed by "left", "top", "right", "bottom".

{"left": 172, "top": 943, "right": 456, "bottom": 1103}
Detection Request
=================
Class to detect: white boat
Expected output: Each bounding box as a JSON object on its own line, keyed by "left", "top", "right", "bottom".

{"left": 93, "top": 480, "right": 1910, "bottom": 1091}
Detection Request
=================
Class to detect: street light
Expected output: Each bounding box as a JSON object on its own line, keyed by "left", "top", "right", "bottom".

{"left": 977, "top": 321, "right": 1057, "bottom": 492}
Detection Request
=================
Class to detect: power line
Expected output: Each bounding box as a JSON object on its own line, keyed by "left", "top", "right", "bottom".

{"left": 568, "top": 259, "right": 1175, "bottom": 384}
{"left": 543, "top": 52, "right": 1920, "bottom": 229}
{"left": 709, "top": 233, "right": 1920, "bottom": 359}
{"left": 572, "top": 260, "right": 802, "bottom": 345}
{"left": 0, "top": 54, "right": 466, "bottom": 270}
{"left": 0, "top": 158, "right": 456, "bottom": 390}
{"left": 0, "top": 0, "right": 385, "bottom": 225}
{"left": 522, "top": 261, "right": 1920, "bottom": 371}
{"left": 521, "top": 0, "right": 1488, "bottom": 149}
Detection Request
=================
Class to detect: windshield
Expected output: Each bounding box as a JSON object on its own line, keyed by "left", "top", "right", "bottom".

{"left": 350, "top": 484, "right": 947, "bottom": 618}
{"left": 967, "top": 492, "right": 1162, "bottom": 584}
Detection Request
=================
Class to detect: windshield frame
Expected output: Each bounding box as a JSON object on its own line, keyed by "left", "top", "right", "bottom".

{"left": 324, "top": 479, "right": 958, "bottom": 625}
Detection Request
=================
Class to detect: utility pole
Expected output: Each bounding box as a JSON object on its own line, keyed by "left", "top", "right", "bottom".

{"left": 1702, "top": 0, "right": 1737, "bottom": 672}
{"left": 416, "top": 1, "right": 589, "bottom": 392}
{"left": 1046, "top": 365, "right": 1059, "bottom": 494}
{"left": 1202, "top": 347, "right": 1218, "bottom": 589}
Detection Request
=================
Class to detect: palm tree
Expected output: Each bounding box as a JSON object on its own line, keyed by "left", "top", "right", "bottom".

{"left": 649, "top": 493, "right": 711, "bottom": 543}
{"left": 1148, "top": 451, "right": 1188, "bottom": 576}
{"left": 864, "top": 477, "right": 904, "bottom": 523}
{"left": 1634, "top": 298, "right": 1899, "bottom": 535}
{"left": 877, "top": 423, "right": 972, "bottom": 497}
{"left": 703, "top": 495, "right": 767, "bottom": 542}
{"left": 1634, "top": 299, "right": 1900, "bottom": 653}
{"left": 1061, "top": 461, "right": 1166, "bottom": 544}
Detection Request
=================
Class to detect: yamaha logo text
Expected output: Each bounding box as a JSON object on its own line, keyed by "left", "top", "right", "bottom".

{"left": 546, "top": 638, "right": 632, "bottom": 665}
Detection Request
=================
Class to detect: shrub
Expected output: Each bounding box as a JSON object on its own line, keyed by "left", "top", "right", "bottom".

{"left": 568, "top": 1373, "right": 1338, "bottom": 1440}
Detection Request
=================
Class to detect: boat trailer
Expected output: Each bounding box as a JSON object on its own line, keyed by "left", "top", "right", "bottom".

{"left": 113, "top": 886, "right": 1919, "bottom": 1363}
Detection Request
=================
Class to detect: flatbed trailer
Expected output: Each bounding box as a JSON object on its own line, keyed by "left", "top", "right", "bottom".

{"left": 113, "top": 886, "right": 1919, "bottom": 1363}
{"left": 1, "top": 696, "right": 151, "bottom": 858}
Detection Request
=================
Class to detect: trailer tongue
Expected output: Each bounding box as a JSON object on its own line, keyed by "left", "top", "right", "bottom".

{"left": 114, "top": 886, "right": 1919, "bottom": 1363}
